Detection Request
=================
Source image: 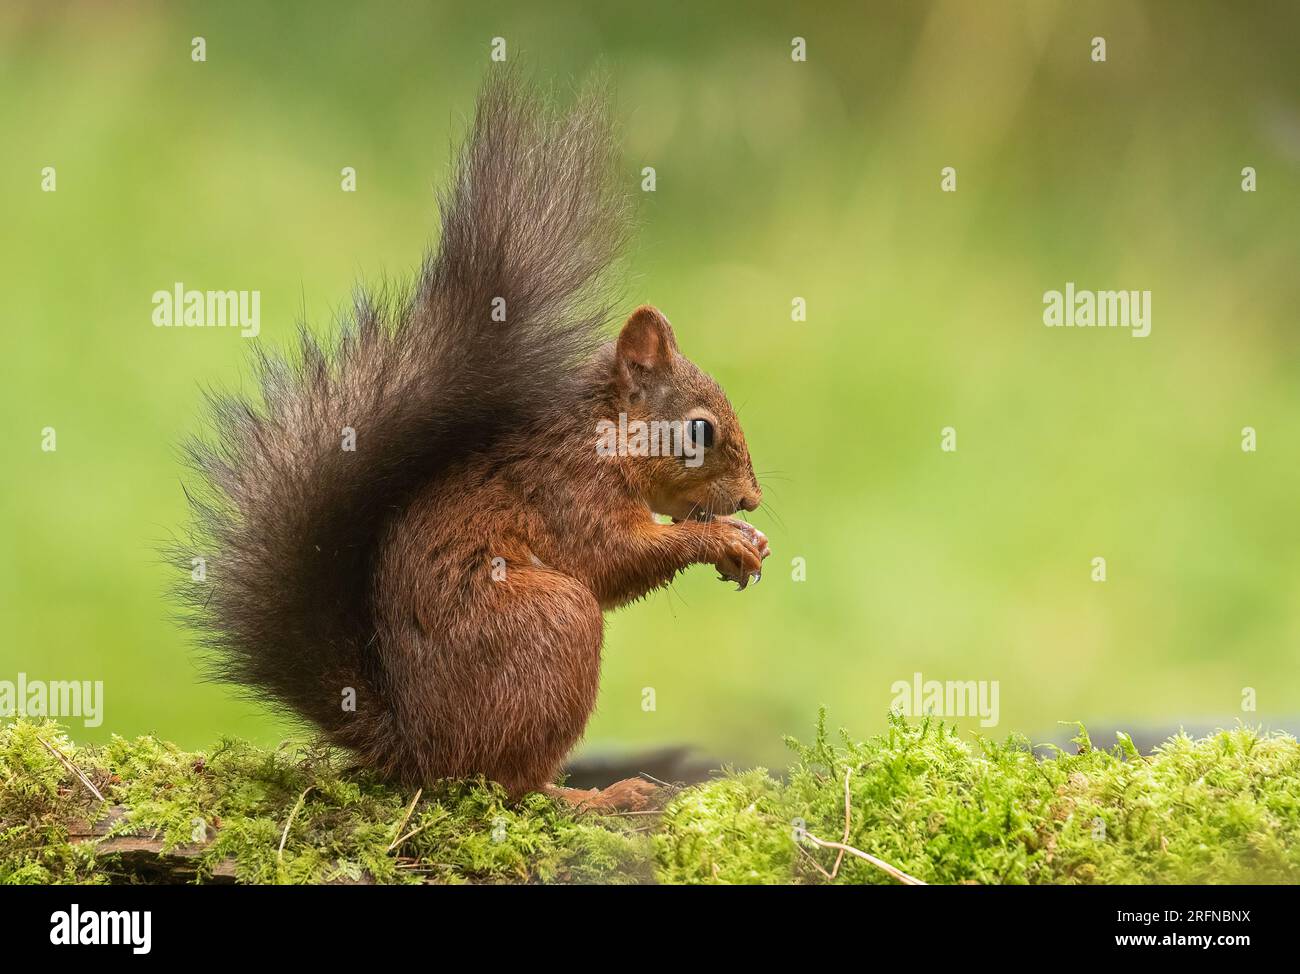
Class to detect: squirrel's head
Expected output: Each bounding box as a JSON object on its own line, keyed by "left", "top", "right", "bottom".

{"left": 609, "top": 305, "right": 761, "bottom": 522}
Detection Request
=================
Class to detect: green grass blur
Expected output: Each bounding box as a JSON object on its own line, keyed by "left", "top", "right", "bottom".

{"left": 2, "top": 1, "right": 1298, "bottom": 767}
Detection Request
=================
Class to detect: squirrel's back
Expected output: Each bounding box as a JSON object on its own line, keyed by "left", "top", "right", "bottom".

{"left": 173, "top": 73, "right": 632, "bottom": 772}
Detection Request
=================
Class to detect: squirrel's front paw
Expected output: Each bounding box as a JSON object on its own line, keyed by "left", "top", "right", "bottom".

{"left": 713, "top": 517, "right": 770, "bottom": 590}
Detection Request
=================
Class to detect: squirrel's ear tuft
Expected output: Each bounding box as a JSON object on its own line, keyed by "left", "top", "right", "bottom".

{"left": 616, "top": 306, "right": 677, "bottom": 392}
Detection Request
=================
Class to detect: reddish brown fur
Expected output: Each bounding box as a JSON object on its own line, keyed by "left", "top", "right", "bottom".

{"left": 174, "top": 76, "right": 766, "bottom": 798}
{"left": 371, "top": 307, "right": 765, "bottom": 794}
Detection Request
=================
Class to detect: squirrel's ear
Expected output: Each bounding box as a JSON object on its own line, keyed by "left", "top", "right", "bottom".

{"left": 616, "top": 306, "right": 677, "bottom": 394}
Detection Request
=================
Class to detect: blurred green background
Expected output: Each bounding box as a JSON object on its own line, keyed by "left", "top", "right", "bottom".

{"left": 3, "top": 0, "right": 1299, "bottom": 767}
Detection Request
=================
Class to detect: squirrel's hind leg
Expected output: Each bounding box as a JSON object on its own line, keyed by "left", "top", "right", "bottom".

{"left": 458, "top": 566, "right": 605, "bottom": 798}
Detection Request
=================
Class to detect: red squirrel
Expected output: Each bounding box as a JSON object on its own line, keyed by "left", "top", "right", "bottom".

{"left": 175, "top": 74, "right": 768, "bottom": 809}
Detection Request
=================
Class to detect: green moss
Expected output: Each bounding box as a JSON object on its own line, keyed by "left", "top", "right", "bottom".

{"left": 0, "top": 719, "right": 652, "bottom": 884}
{"left": 654, "top": 711, "right": 1300, "bottom": 884}
{"left": 5, "top": 713, "right": 1299, "bottom": 884}
{"left": 0, "top": 721, "right": 104, "bottom": 884}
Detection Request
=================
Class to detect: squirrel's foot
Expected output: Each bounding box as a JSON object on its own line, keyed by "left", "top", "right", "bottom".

{"left": 710, "top": 517, "right": 770, "bottom": 590}
{"left": 544, "top": 777, "right": 663, "bottom": 813}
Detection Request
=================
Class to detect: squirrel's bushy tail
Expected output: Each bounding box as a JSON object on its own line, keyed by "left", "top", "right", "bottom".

{"left": 173, "top": 73, "right": 630, "bottom": 767}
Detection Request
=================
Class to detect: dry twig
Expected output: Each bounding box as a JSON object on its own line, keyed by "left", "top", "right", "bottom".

{"left": 798, "top": 767, "right": 926, "bottom": 886}
{"left": 387, "top": 788, "right": 423, "bottom": 852}
{"left": 36, "top": 734, "right": 105, "bottom": 802}
{"left": 278, "top": 786, "right": 313, "bottom": 861}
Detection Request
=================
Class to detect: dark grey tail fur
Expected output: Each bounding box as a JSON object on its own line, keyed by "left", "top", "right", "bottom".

{"left": 172, "top": 73, "right": 630, "bottom": 766}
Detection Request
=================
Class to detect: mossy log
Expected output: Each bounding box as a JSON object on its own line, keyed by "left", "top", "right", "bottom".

{"left": 4, "top": 714, "right": 1299, "bottom": 885}
{"left": 66, "top": 805, "right": 239, "bottom": 883}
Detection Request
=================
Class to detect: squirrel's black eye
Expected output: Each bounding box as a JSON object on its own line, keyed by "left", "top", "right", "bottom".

{"left": 687, "top": 418, "right": 715, "bottom": 449}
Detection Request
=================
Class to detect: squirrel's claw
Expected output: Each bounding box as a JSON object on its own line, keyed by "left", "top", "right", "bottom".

{"left": 719, "top": 571, "right": 749, "bottom": 590}
{"left": 710, "top": 517, "right": 767, "bottom": 591}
